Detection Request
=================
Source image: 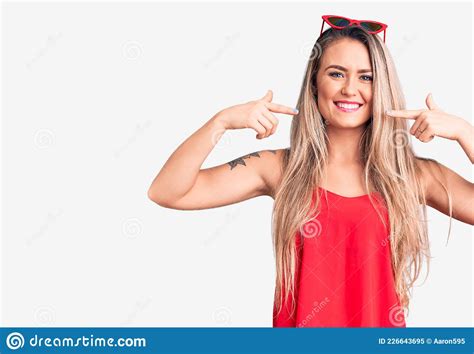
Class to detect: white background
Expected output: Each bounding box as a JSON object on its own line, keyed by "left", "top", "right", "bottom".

{"left": 1, "top": 1, "right": 472, "bottom": 327}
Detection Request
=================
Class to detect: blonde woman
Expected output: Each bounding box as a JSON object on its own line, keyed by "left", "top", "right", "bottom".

{"left": 148, "top": 16, "right": 474, "bottom": 327}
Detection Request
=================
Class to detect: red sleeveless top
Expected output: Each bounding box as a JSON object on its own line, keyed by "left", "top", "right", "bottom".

{"left": 273, "top": 186, "right": 406, "bottom": 327}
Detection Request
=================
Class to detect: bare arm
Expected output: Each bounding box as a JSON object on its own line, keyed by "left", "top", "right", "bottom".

{"left": 152, "top": 149, "right": 282, "bottom": 210}
{"left": 456, "top": 120, "right": 474, "bottom": 164}
{"left": 147, "top": 114, "right": 228, "bottom": 204}
{"left": 147, "top": 90, "right": 296, "bottom": 210}
{"left": 388, "top": 94, "right": 474, "bottom": 224}
{"left": 419, "top": 158, "right": 474, "bottom": 225}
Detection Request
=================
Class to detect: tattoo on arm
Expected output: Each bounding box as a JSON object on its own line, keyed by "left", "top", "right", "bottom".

{"left": 227, "top": 150, "right": 277, "bottom": 170}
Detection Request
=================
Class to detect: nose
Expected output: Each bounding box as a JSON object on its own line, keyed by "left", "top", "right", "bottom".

{"left": 342, "top": 77, "right": 357, "bottom": 96}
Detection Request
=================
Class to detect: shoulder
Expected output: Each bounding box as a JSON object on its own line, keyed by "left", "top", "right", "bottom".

{"left": 257, "top": 148, "right": 289, "bottom": 199}
{"left": 414, "top": 156, "right": 474, "bottom": 224}
{"left": 414, "top": 156, "right": 442, "bottom": 202}
{"left": 414, "top": 156, "right": 436, "bottom": 182}
{"left": 414, "top": 156, "right": 467, "bottom": 203}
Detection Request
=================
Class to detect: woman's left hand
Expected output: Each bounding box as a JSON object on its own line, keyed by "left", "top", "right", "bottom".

{"left": 385, "top": 93, "right": 469, "bottom": 142}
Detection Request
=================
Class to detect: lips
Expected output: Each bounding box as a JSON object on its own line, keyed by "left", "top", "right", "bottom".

{"left": 333, "top": 101, "right": 363, "bottom": 113}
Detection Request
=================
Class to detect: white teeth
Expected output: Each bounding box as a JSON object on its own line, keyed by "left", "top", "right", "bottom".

{"left": 336, "top": 102, "right": 360, "bottom": 109}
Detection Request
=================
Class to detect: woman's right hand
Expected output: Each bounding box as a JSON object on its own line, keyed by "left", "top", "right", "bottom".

{"left": 215, "top": 90, "right": 299, "bottom": 139}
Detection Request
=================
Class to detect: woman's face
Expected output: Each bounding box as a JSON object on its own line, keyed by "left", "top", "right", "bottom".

{"left": 316, "top": 38, "right": 373, "bottom": 128}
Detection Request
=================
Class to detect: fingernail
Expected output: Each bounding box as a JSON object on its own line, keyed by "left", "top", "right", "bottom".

{"left": 293, "top": 108, "right": 299, "bottom": 114}
{"left": 385, "top": 110, "right": 393, "bottom": 115}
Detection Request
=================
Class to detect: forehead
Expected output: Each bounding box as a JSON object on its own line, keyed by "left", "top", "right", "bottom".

{"left": 320, "top": 38, "right": 372, "bottom": 71}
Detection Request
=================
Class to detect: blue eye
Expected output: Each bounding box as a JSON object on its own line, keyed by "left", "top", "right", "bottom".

{"left": 329, "top": 71, "right": 343, "bottom": 78}
{"left": 329, "top": 71, "right": 373, "bottom": 81}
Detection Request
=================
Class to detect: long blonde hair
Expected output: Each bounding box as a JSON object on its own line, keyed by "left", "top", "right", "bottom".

{"left": 272, "top": 26, "right": 453, "bottom": 321}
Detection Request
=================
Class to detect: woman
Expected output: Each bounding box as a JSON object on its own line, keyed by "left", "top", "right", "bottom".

{"left": 148, "top": 17, "right": 474, "bottom": 327}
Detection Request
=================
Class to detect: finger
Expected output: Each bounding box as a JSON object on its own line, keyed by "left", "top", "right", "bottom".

{"left": 266, "top": 102, "right": 299, "bottom": 115}
{"left": 415, "top": 121, "right": 428, "bottom": 138}
{"left": 409, "top": 120, "right": 422, "bottom": 136}
{"left": 409, "top": 116, "right": 425, "bottom": 135}
{"left": 418, "top": 128, "right": 435, "bottom": 142}
{"left": 385, "top": 109, "right": 427, "bottom": 119}
{"left": 251, "top": 120, "right": 267, "bottom": 139}
{"left": 261, "top": 90, "right": 273, "bottom": 103}
{"left": 262, "top": 110, "right": 279, "bottom": 135}
{"left": 426, "top": 92, "right": 440, "bottom": 110}
{"left": 256, "top": 115, "right": 273, "bottom": 138}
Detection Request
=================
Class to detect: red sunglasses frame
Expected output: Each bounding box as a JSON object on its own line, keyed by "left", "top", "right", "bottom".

{"left": 320, "top": 15, "right": 388, "bottom": 43}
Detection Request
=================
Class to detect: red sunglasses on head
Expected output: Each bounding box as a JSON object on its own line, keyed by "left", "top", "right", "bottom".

{"left": 320, "top": 15, "right": 388, "bottom": 43}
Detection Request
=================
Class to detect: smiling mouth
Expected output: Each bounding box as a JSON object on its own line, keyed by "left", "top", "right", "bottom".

{"left": 333, "top": 101, "right": 363, "bottom": 113}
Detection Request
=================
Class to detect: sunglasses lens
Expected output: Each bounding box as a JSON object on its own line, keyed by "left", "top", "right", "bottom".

{"left": 327, "top": 16, "right": 350, "bottom": 27}
{"left": 360, "top": 21, "right": 383, "bottom": 32}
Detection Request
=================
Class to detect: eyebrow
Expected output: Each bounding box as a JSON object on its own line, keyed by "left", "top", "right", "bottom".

{"left": 325, "top": 65, "right": 372, "bottom": 73}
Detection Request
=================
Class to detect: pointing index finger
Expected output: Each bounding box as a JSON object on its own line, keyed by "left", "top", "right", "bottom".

{"left": 385, "top": 109, "right": 427, "bottom": 119}
{"left": 266, "top": 102, "right": 299, "bottom": 115}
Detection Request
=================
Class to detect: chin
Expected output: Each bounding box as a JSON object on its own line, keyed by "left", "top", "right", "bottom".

{"left": 330, "top": 121, "right": 368, "bottom": 129}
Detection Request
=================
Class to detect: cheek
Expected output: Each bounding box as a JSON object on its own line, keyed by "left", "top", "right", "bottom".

{"left": 316, "top": 95, "right": 333, "bottom": 115}
{"left": 316, "top": 86, "right": 338, "bottom": 110}
{"left": 317, "top": 79, "right": 339, "bottom": 98}
{"left": 361, "top": 90, "right": 373, "bottom": 112}
{"left": 363, "top": 88, "right": 373, "bottom": 105}
{"left": 364, "top": 98, "right": 373, "bottom": 113}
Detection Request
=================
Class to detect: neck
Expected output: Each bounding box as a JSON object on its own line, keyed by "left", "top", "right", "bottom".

{"left": 326, "top": 125, "right": 366, "bottom": 165}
